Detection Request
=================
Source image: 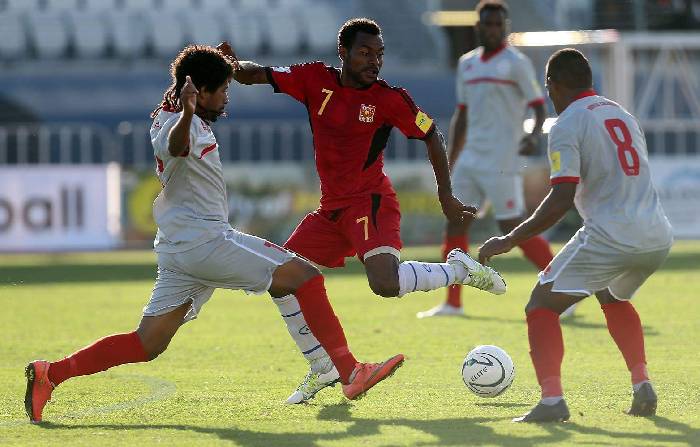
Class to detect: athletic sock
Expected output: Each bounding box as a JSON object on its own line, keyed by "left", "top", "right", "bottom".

{"left": 48, "top": 331, "right": 148, "bottom": 387}
{"left": 601, "top": 301, "right": 650, "bottom": 385}
{"left": 271, "top": 294, "right": 330, "bottom": 371}
{"left": 518, "top": 235, "right": 554, "bottom": 271}
{"left": 443, "top": 235, "right": 468, "bottom": 307}
{"left": 397, "top": 261, "right": 456, "bottom": 297}
{"left": 527, "top": 308, "right": 564, "bottom": 398}
{"left": 294, "top": 275, "right": 357, "bottom": 384}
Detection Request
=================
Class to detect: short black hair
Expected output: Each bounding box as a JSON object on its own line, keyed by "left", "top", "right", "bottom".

{"left": 152, "top": 45, "right": 234, "bottom": 118}
{"left": 546, "top": 48, "right": 593, "bottom": 90}
{"left": 338, "top": 17, "right": 382, "bottom": 50}
{"left": 476, "top": 0, "right": 509, "bottom": 18}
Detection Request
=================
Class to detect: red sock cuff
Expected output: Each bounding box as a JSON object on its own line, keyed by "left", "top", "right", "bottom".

{"left": 526, "top": 307, "right": 560, "bottom": 322}
{"left": 601, "top": 300, "right": 631, "bottom": 312}
{"left": 297, "top": 274, "right": 325, "bottom": 296}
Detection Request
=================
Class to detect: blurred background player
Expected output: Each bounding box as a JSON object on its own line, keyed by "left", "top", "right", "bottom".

{"left": 418, "top": 0, "right": 555, "bottom": 319}
{"left": 24, "top": 45, "right": 405, "bottom": 423}
{"left": 220, "top": 17, "right": 506, "bottom": 404}
{"left": 479, "top": 48, "right": 673, "bottom": 422}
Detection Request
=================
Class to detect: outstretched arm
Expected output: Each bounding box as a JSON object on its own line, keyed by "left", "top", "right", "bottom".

{"left": 447, "top": 105, "right": 467, "bottom": 169}
{"left": 424, "top": 128, "right": 476, "bottom": 222}
{"left": 478, "top": 182, "right": 577, "bottom": 263}
{"left": 216, "top": 42, "right": 268, "bottom": 85}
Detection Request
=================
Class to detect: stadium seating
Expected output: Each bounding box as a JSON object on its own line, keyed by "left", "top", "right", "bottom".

{"left": 0, "top": 0, "right": 342, "bottom": 60}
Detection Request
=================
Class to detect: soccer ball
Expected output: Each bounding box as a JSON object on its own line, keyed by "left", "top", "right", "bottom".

{"left": 461, "top": 345, "right": 515, "bottom": 398}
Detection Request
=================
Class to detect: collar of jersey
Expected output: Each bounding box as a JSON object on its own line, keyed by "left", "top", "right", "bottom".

{"left": 480, "top": 43, "right": 507, "bottom": 62}
{"left": 561, "top": 89, "right": 598, "bottom": 114}
{"left": 332, "top": 67, "right": 375, "bottom": 90}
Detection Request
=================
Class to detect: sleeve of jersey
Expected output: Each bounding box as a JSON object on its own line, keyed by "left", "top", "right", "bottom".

{"left": 386, "top": 88, "right": 436, "bottom": 140}
{"left": 548, "top": 124, "right": 581, "bottom": 185}
{"left": 265, "top": 63, "right": 319, "bottom": 103}
{"left": 514, "top": 57, "right": 545, "bottom": 108}
{"left": 151, "top": 115, "right": 179, "bottom": 160}
{"left": 188, "top": 118, "right": 218, "bottom": 159}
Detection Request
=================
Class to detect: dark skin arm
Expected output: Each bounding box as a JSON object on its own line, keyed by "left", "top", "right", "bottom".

{"left": 216, "top": 42, "right": 267, "bottom": 85}
{"left": 425, "top": 127, "right": 477, "bottom": 222}
{"left": 519, "top": 102, "right": 546, "bottom": 155}
{"left": 447, "top": 105, "right": 467, "bottom": 169}
{"left": 478, "top": 182, "right": 577, "bottom": 264}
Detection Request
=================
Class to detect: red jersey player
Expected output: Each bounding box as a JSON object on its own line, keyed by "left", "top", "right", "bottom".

{"left": 221, "top": 18, "right": 505, "bottom": 403}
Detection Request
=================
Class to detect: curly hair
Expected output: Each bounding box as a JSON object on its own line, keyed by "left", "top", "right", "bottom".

{"left": 151, "top": 45, "right": 235, "bottom": 118}
{"left": 337, "top": 17, "right": 382, "bottom": 50}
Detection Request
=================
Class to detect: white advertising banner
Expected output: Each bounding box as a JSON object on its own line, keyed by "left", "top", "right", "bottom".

{"left": 0, "top": 164, "right": 121, "bottom": 251}
{"left": 650, "top": 158, "right": 700, "bottom": 239}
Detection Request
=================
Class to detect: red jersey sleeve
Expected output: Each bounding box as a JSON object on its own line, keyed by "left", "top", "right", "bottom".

{"left": 384, "top": 87, "right": 436, "bottom": 140}
{"left": 265, "top": 62, "right": 325, "bottom": 103}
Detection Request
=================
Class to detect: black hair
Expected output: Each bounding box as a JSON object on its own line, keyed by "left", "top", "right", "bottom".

{"left": 151, "top": 45, "right": 235, "bottom": 118}
{"left": 476, "top": 0, "right": 509, "bottom": 19}
{"left": 546, "top": 48, "right": 593, "bottom": 90}
{"left": 337, "top": 17, "right": 382, "bottom": 50}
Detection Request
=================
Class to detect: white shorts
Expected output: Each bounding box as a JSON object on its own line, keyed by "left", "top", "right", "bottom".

{"left": 451, "top": 167, "right": 524, "bottom": 220}
{"left": 144, "top": 229, "right": 295, "bottom": 323}
{"left": 538, "top": 229, "right": 670, "bottom": 300}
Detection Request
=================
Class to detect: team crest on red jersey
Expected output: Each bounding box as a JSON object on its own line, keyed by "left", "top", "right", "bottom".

{"left": 359, "top": 104, "right": 376, "bottom": 123}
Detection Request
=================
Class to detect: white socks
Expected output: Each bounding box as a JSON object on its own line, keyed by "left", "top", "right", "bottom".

{"left": 271, "top": 294, "right": 332, "bottom": 373}
{"left": 398, "top": 261, "right": 457, "bottom": 297}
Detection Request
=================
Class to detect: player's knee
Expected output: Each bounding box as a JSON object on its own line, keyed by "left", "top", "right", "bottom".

{"left": 368, "top": 276, "right": 399, "bottom": 298}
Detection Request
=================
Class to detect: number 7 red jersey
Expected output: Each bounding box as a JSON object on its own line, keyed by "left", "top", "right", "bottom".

{"left": 265, "top": 62, "right": 436, "bottom": 209}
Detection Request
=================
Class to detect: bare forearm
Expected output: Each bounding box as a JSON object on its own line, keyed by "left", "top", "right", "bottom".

{"left": 426, "top": 128, "right": 453, "bottom": 199}
{"left": 233, "top": 61, "right": 269, "bottom": 85}
{"left": 530, "top": 103, "right": 546, "bottom": 137}
{"left": 447, "top": 108, "right": 467, "bottom": 167}
{"left": 508, "top": 189, "right": 572, "bottom": 244}
{"left": 167, "top": 110, "right": 193, "bottom": 157}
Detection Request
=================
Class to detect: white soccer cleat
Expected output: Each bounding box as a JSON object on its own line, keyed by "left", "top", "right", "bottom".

{"left": 447, "top": 248, "right": 506, "bottom": 295}
{"left": 416, "top": 303, "right": 463, "bottom": 319}
{"left": 285, "top": 366, "right": 340, "bottom": 404}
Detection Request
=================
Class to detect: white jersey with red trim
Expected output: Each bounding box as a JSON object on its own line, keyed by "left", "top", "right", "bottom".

{"left": 454, "top": 45, "right": 544, "bottom": 174}
{"left": 149, "top": 109, "right": 230, "bottom": 253}
{"left": 548, "top": 92, "right": 672, "bottom": 252}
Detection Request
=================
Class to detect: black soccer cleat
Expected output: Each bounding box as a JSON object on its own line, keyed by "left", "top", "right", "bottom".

{"left": 627, "top": 382, "right": 657, "bottom": 417}
{"left": 513, "top": 399, "right": 570, "bottom": 423}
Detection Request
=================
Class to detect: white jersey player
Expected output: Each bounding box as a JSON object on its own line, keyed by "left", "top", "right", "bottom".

{"left": 419, "top": 0, "right": 554, "bottom": 318}
{"left": 479, "top": 48, "right": 672, "bottom": 423}
{"left": 24, "top": 45, "right": 404, "bottom": 424}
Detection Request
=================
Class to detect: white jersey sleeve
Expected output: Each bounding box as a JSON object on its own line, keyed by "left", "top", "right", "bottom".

{"left": 455, "top": 54, "right": 469, "bottom": 108}
{"left": 512, "top": 55, "right": 544, "bottom": 106}
{"left": 547, "top": 121, "right": 581, "bottom": 184}
{"left": 150, "top": 113, "right": 216, "bottom": 161}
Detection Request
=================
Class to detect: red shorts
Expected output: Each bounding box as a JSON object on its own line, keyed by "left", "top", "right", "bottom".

{"left": 284, "top": 192, "right": 402, "bottom": 268}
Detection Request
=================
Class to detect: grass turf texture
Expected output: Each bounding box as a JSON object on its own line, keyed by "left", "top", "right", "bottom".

{"left": 1, "top": 242, "right": 698, "bottom": 446}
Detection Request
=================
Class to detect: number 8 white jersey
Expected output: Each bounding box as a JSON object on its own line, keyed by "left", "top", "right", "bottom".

{"left": 547, "top": 91, "right": 672, "bottom": 252}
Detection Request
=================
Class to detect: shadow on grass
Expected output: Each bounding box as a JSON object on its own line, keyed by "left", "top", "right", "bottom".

{"left": 35, "top": 403, "right": 699, "bottom": 447}
{"left": 35, "top": 402, "right": 563, "bottom": 447}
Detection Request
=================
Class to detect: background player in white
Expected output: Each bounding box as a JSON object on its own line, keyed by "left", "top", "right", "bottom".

{"left": 24, "top": 45, "right": 404, "bottom": 423}
{"left": 418, "top": 0, "right": 555, "bottom": 318}
{"left": 479, "top": 48, "right": 673, "bottom": 422}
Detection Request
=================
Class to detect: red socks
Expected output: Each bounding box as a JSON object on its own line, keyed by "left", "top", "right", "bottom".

{"left": 294, "top": 275, "right": 358, "bottom": 384}
{"left": 602, "top": 301, "right": 649, "bottom": 384}
{"left": 48, "top": 331, "right": 148, "bottom": 387}
{"left": 443, "top": 235, "right": 468, "bottom": 308}
{"left": 526, "top": 308, "right": 564, "bottom": 398}
{"left": 518, "top": 236, "right": 554, "bottom": 271}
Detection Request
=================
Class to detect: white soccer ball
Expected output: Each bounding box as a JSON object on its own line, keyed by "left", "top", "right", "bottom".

{"left": 461, "top": 345, "right": 515, "bottom": 398}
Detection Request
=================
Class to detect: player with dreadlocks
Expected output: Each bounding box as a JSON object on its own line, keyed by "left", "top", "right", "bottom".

{"left": 24, "top": 44, "right": 404, "bottom": 423}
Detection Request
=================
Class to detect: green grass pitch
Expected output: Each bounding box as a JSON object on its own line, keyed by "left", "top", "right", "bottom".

{"left": 1, "top": 242, "right": 698, "bottom": 446}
